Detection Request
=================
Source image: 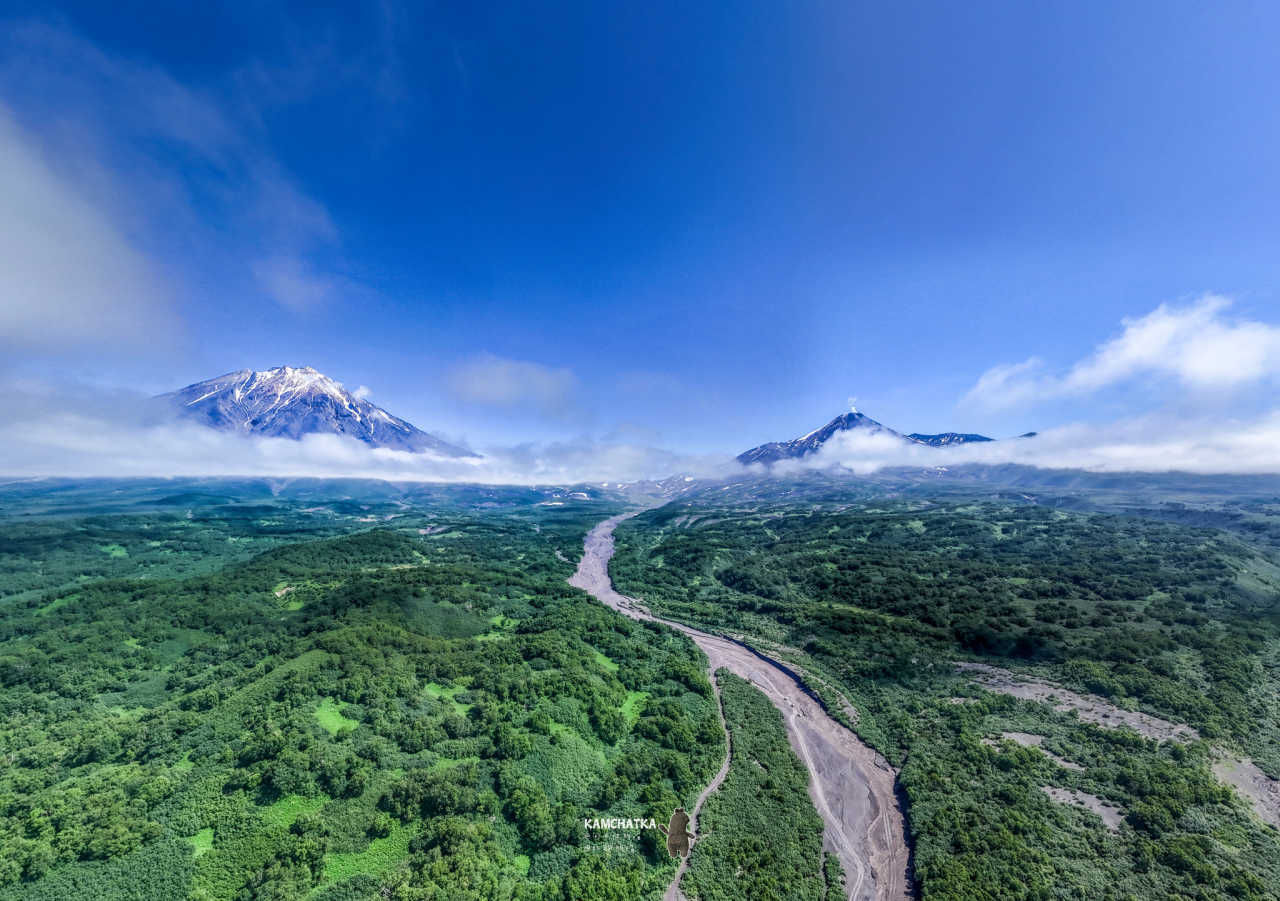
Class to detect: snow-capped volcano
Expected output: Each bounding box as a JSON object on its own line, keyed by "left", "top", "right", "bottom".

{"left": 737, "top": 408, "right": 998, "bottom": 465}
{"left": 737, "top": 410, "right": 904, "bottom": 465}
{"left": 157, "top": 366, "right": 476, "bottom": 456}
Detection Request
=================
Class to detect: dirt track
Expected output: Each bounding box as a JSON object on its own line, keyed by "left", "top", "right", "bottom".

{"left": 570, "top": 514, "right": 912, "bottom": 901}
{"left": 662, "top": 672, "right": 732, "bottom": 901}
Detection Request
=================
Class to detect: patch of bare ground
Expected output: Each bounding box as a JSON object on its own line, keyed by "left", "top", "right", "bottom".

{"left": 956, "top": 662, "right": 1199, "bottom": 742}
{"left": 959, "top": 662, "right": 1280, "bottom": 830}
{"left": 983, "top": 732, "right": 1084, "bottom": 771}
{"left": 1213, "top": 754, "right": 1280, "bottom": 829}
{"left": 1040, "top": 786, "right": 1124, "bottom": 831}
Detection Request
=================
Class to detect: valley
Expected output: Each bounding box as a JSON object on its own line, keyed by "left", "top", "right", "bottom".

{"left": 2, "top": 477, "right": 1279, "bottom": 900}
{"left": 9, "top": 6, "right": 1280, "bottom": 899}
{"left": 570, "top": 514, "right": 910, "bottom": 901}
{"left": 610, "top": 493, "right": 1280, "bottom": 898}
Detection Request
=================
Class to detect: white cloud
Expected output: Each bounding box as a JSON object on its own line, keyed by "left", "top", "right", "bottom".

{"left": 0, "top": 21, "right": 352, "bottom": 320}
{"left": 755, "top": 411, "right": 1280, "bottom": 476}
{"left": 965, "top": 295, "right": 1280, "bottom": 410}
{"left": 961, "top": 358, "right": 1047, "bottom": 410}
{"left": 0, "top": 107, "right": 177, "bottom": 349}
{"left": 0, "top": 378, "right": 723, "bottom": 484}
{"left": 250, "top": 256, "right": 350, "bottom": 312}
{"left": 445, "top": 354, "right": 579, "bottom": 416}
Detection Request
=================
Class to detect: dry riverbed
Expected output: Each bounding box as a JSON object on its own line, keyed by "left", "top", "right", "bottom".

{"left": 956, "top": 662, "right": 1198, "bottom": 742}
{"left": 1212, "top": 754, "right": 1280, "bottom": 829}
{"left": 571, "top": 514, "right": 912, "bottom": 901}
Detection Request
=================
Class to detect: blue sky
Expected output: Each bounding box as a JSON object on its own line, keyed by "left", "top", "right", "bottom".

{"left": 2, "top": 1, "right": 1279, "bottom": 460}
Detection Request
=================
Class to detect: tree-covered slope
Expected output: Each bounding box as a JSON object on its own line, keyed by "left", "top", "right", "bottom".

{"left": 612, "top": 500, "right": 1280, "bottom": 900}
{"left": 0, "top": 501, "right": 724, "bottom": 900}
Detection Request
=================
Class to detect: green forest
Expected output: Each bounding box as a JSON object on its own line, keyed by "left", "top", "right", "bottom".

{"left": 3, "top": 479, "right": 1280, "bottom": 899}
{"left": 0, "top": 489, "right": 728, "bottom": 900}
{"left": 681, "top": 672, "right": 839, "bottom": 901}
{"left": 612, "top": 499, "right": 1280, "bottom": 900}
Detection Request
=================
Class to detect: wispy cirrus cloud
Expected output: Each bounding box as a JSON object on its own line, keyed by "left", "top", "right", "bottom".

{"left": 0, "top": 19, "right": 360, "bottom": 325}
{"left": 0, "top": 108, "right": 177, "bottom": 351}
{"left": 964, "top": 295, "right": 1280, "bottom": 410}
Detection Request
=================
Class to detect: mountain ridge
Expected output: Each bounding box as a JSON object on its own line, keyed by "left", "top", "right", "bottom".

{"left": 907, "top": 432, "right": 995, "bottom": 447}
{"left": 737, "top": 409, "right": 1010, "bottom": 465}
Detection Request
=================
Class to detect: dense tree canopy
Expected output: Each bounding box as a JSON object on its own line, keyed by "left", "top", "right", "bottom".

{"left": 0, "top": 494, "right": 723, "bottom": 900}
{"left": 613, "top": 500, "right": 1280, "bottom": 899}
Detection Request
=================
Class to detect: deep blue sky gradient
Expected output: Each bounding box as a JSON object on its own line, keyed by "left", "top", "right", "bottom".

{"left": 5, "top": 1, "right": 1279, "bottom": 451}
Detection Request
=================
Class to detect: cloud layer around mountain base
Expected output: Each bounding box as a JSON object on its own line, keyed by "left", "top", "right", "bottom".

{"left": 0, "top": 410, "right": 726, "bottom": 485}
{"left": 6, "top": 411, "right": 1278, "bottom": 483}
{"left": 3, "top": 378, "right": 1278, "bottom": 483}
{"left": 758, "top": 413, "right": 1280, "bottom": 476}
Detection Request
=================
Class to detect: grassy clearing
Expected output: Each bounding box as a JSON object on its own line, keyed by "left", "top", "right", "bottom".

{"left": 425, "top": 681, "right": 473, "bottom": 715}
{"left": 621, "top": 690, "right": 648, "bottom": 725}
{"left": 470, "top": 613, "right": 520, "bottom": 641}
{"left": 187, "top": 827, "right": 214, "bottom": 858}
{"left": 314, "top": 697, "right": 359, "bottom": 734}
{"left": 319, "top": 822, "right": 414, "bottom": 887}
{"left": 429, "top": 754, "right": 481, "bottom": 771}
{"left": 259, "top": 794, "right": 327, "bottom": 829}
{"left": 592, "top": 648, "right": 620, "bottom": 672}
{"left": 36, "top": 593, "right": 77, "bottom": 615}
